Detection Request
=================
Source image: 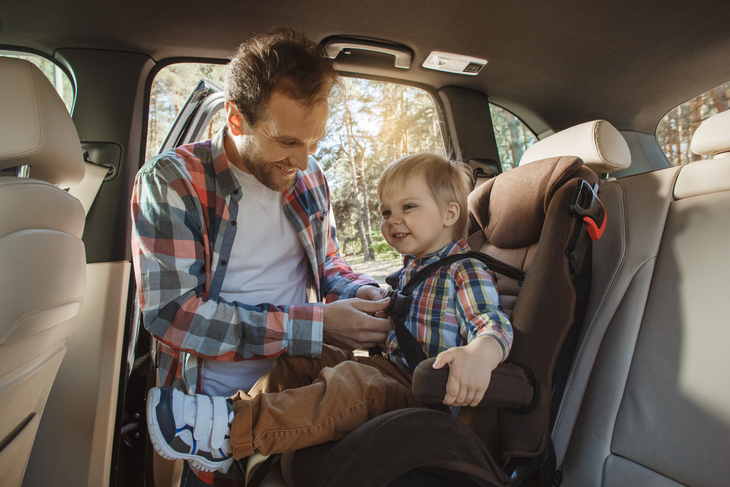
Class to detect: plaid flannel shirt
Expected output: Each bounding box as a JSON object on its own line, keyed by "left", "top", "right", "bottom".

{"left": 131, "top": 127, "right": 376, "bottom": 395}
{"left": 385, "top": 240, "right": 513, "bottom": 364}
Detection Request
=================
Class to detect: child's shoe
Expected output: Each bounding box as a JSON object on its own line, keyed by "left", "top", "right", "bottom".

{"left": 147, "top": 386, "right": 234, "bottom": 473}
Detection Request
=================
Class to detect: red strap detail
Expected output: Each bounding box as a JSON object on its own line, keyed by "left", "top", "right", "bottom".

{"left": 583, "top": 209, "right": 606, "bottom": 240}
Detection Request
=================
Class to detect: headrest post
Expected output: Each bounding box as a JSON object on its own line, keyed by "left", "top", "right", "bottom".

{"left": 15, "top": 165, "right": 31, "bottom": 178}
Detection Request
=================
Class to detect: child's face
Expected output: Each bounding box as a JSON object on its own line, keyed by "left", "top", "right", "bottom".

{"left": 379, "top": 175, "right": 459, "bottom": 258}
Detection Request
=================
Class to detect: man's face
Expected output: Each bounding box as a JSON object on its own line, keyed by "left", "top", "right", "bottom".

{"left": 225, "top": 92, "right": 329, "bottom": 192}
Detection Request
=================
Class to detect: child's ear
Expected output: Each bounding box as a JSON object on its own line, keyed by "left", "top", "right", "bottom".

{"left": 444, "top": 202, "right": 460, "bottom": 228}
{"left": 225, "top": 101, "right": 249, "bottom": 137}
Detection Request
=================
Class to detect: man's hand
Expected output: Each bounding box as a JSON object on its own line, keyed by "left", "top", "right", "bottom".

{"left": 355, "top": 285, "right": 389, "bottom": 301}
{"left": 323, "top": 296, "right": 392, "bottom": 350}
{"left": 432, "top": 336, "right": 503, "bottom": 407}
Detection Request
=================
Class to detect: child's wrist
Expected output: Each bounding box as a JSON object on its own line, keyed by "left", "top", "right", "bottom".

{"left": 471, "top": 335, "right": 504, "bottom": 367}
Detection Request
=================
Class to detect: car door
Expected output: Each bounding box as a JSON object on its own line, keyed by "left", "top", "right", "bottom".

{"left": 111, "top": 77, "right": 228, "bottom": 487}
{"left": 157, "top": 78, "right": 225, "bottom": 154}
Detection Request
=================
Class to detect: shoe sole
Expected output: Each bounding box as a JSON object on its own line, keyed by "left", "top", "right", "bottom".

{"left": 147, "top": 387, "right": 233, "bottom": 473}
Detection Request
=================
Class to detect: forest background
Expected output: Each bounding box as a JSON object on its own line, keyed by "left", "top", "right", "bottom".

{"left": 145, "top": 63, "right": 729, "bottom": 262}
{"left": 145, "top": 63, "right": 536, "bottom": 262}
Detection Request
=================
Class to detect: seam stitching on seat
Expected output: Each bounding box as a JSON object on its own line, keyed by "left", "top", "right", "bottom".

{"left": 553, "top": 182, "right": 628, "bottom": 443}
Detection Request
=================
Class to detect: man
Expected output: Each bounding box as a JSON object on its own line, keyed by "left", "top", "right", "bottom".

{"left": 131, "top": 29, "right": 392, "bottom": 485}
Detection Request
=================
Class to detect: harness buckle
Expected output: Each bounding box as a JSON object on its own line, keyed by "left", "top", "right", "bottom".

{"left": 385, "top": 289, "right": 413, "bottom": 316}
{"left": 570, "top": 180, "right": 606, "bottom": 241}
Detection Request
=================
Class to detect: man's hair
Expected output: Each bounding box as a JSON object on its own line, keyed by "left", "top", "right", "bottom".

{"left": 225, "top": 28, "right": 339, "bottom": 127}
{"left": 378, "top": 152, "right": 473, "bottom": 240}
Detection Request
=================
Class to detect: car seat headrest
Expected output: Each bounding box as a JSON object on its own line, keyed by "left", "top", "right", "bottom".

{"left": 0, "top": 57, "right": 84, "bottom": 187}
{"left": 468, "top": 156, "right": 598, "bottom": 249}
{"left": 691, "top": 110, "right": 730, "bottom": 159}
{"left": 519, "top": 120, "right": 631, "bottom": 175}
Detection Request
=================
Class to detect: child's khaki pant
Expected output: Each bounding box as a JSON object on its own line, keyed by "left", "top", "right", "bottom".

{"left": 229, "top": 344, "right": 423, "bottom": 458}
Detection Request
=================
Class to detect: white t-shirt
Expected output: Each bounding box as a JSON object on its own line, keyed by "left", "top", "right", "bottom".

{"left": 203, "top": 163, "right": 308, "bottom": 396}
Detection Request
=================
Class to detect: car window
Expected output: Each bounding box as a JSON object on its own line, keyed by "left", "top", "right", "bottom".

{"left": 147, "top": 64, "right": 446, "bottom": 262}
{"left": 489, "top": 104, "right": 537, "bottom": 172}
{"left": 657, "top": 80, "right": 730, "bottom": 166}
{"left": 318, "top": 77, "right": 446, "bottom": 259}
{"left": 0, "top": 50, "right": 74, "bottom": 113}
{"left": 147, "top": 63, "right": 227, "bottom": 159}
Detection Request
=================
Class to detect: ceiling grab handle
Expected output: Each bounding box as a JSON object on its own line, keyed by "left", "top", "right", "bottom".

{"left": 324, "top": 38, "right": 412, "bottom": 69}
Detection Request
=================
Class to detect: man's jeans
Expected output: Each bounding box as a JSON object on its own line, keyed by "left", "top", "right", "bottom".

{"left": 229, "top": 344, "right": 423, "bottom": 458}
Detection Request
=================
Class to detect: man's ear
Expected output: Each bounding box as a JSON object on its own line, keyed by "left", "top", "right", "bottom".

{"left": 225, "top": 101, "right": 248, "bottom": 137}
{"left": 444, "top": 202, "right": 460, "bottom": 228}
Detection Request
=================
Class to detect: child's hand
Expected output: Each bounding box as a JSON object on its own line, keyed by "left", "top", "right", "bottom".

{"left": 432, "top": 336, "right": 503, "bottom": 407}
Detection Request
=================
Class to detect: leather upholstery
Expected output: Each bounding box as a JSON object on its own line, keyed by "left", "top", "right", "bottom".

{"left": 0, "top": 58, "right": 86, "bottom": 487}
{"left": 554, "top": 110, "right": 730, "bottom": 486}
{"left": 0, "top": 57, "right": 84, "bottom": 186}
{"left": 467, "top": 156, "right": 598, "bottom": 459}
{"left": 520, "top": 119, "right": 632, "bottom": 174}
{"left": 674, "top": 157, "right": 730, "bottom": 200}
{"left": 690, "top": 109, "right": 730, "bottom": 158}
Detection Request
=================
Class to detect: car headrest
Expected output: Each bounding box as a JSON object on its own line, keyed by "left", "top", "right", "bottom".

{"left": 468, "top": 156, "right": 598, "bottom": 249}
{"left": 519, "top": 120, "right": 631, "bottom": 174}
{"left": 0, "top": 57, "right": 84, "bottom": 187}
{"left": 691, "top": 110, "right": 730, "bottom": 159}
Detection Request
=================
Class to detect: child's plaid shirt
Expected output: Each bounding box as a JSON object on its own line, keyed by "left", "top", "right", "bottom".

{"left": 131, "top": 128, "right": 376, "bottom": 394}
{"left": 385, "top": 240, "right": 513, "bottom": 364}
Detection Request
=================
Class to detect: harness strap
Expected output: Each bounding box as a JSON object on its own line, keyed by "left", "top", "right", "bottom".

{"left": 387, "top": 251, "right": 525, "bottom": 373}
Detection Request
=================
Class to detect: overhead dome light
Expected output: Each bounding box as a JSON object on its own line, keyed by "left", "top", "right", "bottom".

{"left": 422, "top": 51, "right": 487, "bottom": 76}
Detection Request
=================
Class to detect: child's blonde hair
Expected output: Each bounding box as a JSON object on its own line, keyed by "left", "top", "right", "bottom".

{"left": 378, "top": 152, "right": 473, "bottom": 240}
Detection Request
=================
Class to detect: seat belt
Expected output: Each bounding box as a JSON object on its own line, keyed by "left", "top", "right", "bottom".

{"left": 550, "top": 180, "right": 605, "bottom": 427}
{"left": 67, "top": 151, "right": 113, "bottom": 215}
{"left": 385, "top": 251, "right": 525, "bottom": 374}
{"left": 566, "top": 180, "right": 605, "bottom": 274}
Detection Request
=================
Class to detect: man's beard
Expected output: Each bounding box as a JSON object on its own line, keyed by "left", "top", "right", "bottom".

{"left": 240, "top": 142, "right": 298, "bottom": 192}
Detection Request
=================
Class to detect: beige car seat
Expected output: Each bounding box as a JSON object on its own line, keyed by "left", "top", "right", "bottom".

{"left": 0, "top": 57, "right": 86, "bottom": 487}
{"left": 553, "top": 109, "right": 730, "bottom": 486}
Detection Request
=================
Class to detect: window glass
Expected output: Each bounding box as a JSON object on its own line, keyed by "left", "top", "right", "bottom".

{"left": 147, "top": 63, "right": 227, "bottom": 159}
{"left": 146, "top": 64, "right": 445, "bottom": 261}
{"left": 0, "top": 51, "right": 74, "bottom": 113}
{"left": 489, "top": 104, "right": 537, "bottom": 172}
{"left": 318, "top": 78, "right": 446, "bottom": 259}
{"left": 657, "top": 80, "right": 730, "bottom": 166}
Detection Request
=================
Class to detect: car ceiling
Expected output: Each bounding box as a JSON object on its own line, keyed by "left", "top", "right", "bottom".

{"left": 2, "top": 0, "right": 730, "bottom": 135}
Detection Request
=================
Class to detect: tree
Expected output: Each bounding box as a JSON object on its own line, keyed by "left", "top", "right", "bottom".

{"left": 342, "top": 83, "right": 372, "bottom": 260}
{"left": 147, "top": 63, "right": 226, "bottom": 159}
{"left": 145, "top": 66, "right": 447, "bottom": 258}
{"left": 657, "top": 80, "right": 730, "bottom": 166}
{"left": 317, "top": 78, "right": 446, "bottom": 257}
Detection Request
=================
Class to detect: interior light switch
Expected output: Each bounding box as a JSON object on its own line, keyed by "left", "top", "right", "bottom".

{"left": 463, "top": 62, "right": 483, "bottom": 74}
{"left": 422, "top": 51, "right": 487, "bottom": 76}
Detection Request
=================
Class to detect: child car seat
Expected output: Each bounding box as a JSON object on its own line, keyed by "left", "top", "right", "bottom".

{"left": 264, "top": 121, "right": 631, "bottom": 487}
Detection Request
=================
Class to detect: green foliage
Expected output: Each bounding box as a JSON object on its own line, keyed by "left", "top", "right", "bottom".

{"left": 316, "top": 77, "right": 447, "bottom": 252}
{"left": 370, "top": 232, "right": 399, "bottom": 259}
{"left": 143, "top": 66, "right": 542, "bottom": 258}
{"left": 147, "top": 63, "right": 227, "bottom": 159}
{"left": 489, "top": 105, "right": 537, "bottom": 171}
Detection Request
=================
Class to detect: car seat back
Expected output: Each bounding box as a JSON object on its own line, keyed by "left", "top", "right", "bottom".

{"left": 0, "top": 57, "right": 86, "bottom": 487}
{"left": 282, "top": 122, "right": 630, "bottom": 487}
{"left": 553, "top": 109, "right": 730, "bottom": 486}
{"left": 464, "top": 120, "right": 629, "bottom": 461}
